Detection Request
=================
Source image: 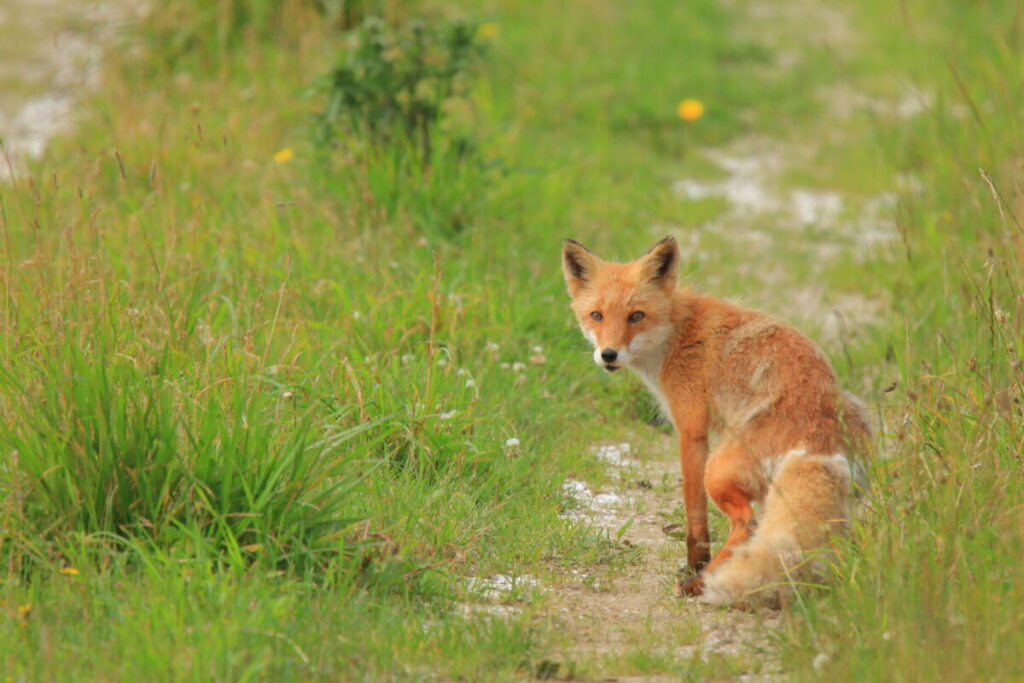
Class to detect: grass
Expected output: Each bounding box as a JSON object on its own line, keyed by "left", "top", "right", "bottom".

{"left": 1, "top": 0, "right": 1022, "bottom": 679}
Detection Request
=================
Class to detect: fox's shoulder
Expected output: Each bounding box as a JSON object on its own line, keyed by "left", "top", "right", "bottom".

{"left": 667, "top": 290, "right": 805, "bottom": 353}
{"left": 668, "top": 289, "right": 750, "bottom": 334}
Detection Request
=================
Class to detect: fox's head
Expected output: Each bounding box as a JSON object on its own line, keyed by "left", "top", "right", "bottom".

{"left": 562, "top": 236, "right": 679, "bottom": 373}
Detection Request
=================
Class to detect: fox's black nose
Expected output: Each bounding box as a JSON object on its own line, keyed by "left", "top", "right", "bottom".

{"left": 601, "top": 348, "right": 618, "bottom": 363}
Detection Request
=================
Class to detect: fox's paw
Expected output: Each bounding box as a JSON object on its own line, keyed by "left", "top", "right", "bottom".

{"left": 673, "top": 573, "right": 705, "bottom": 598}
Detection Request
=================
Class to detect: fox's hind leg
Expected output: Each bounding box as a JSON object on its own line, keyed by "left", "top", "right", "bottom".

{"left": 676, "top": 439, "right": 761, "bottom": 597}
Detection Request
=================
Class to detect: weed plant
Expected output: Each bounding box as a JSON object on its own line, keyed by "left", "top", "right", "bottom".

{"left": 316, "top": 17, "right": 483, "bottom": 156}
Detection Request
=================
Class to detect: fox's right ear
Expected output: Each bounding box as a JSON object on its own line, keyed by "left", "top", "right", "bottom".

{"left": 562, "top": 239, "right": 598, "bottom": 296}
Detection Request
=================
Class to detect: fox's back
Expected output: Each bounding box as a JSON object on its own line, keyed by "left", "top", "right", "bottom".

{"left": 665, "top": 294, "right": 859, "bottom": 457}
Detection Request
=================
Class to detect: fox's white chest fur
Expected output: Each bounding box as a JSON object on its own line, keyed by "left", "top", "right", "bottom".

{"left": 625, "top": 329, "right": 674, "bottom": 429}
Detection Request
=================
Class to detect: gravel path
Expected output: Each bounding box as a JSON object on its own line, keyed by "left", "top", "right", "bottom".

{"left": 549, "top": 439, "right": 784, "bottom": 679}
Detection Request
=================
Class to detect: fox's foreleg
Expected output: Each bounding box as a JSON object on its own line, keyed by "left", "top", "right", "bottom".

{"left": 676, "top": 418, "right": 711, "bottom": 572}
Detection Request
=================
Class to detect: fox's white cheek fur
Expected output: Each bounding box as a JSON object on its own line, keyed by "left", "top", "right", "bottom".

{"left": 628, "top": 332, "right": 648, "bottom": 355}
{"left": 628, "top": 330, "right": 663, "bottom": 358}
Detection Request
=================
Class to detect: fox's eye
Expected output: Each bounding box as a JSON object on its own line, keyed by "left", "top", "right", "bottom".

{"left": 590, "top": 311, "right": 603, "bottom": 322}
{"left": 628, "top": 311, "right": 645, "bottom": 323}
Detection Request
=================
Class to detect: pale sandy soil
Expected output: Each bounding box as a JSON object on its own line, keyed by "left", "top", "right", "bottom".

{"left": 546, "top": 439, "right": 784, "bottom": 680}
{"left": 0, "top": 0, "right": 139, "bottom": 177}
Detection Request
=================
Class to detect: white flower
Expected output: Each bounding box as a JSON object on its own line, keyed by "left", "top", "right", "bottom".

{"left": 465, "top": 379, "right": 476, "bottom": 388}
{"left": 505, "top": 438, "right": 520, "bottom": 448}
{"left": 512, "top": 362, "right": 526, "bottom": 373}
{"left": 500, "top": 362, "right": 510, "bottom": 370}
{"left": 437, "top": 358, "right": 448, "bottom": 367}
{"left": 439, "top": 410, "right": 457, "bottom": 420}
{"left": 401, "top": 354, "right": 414, "bottom": 365}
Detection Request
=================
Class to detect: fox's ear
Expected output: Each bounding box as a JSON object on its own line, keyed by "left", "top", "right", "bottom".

{"left": 562, "top": 239, "right": 598, "bottom": 296}
{"left": 639, "top": 236, "right": 679, "bottom": 289}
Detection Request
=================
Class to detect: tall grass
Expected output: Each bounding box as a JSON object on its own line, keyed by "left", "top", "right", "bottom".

{"left": 780, "top": 1, "right": 1024, "bottom": 679}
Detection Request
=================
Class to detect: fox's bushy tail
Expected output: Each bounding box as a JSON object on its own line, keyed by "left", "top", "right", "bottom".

{"left": 699, "top": 449, "right": 854, "bottom": 608}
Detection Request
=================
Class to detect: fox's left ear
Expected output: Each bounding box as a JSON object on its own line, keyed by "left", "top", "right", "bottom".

{"left": 639, "top": 236, "right": 679, "bottom": 290}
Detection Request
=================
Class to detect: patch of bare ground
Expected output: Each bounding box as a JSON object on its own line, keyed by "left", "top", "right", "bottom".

{"left": 0, "top": 0, "right": 142, "bottom": 178}
{"left": 669, "top": 136, "right": 894, "bottom": 329}
{"left": 544, "top": 439, "right": 783, "bottom": 681}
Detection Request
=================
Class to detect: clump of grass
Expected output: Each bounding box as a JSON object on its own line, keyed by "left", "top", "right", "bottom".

{"left": 0, "top": 343, "right": 387, "bottom": 576}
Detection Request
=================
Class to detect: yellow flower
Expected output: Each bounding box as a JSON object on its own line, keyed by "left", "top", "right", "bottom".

{"left": 677, "top": 99, "right": 705, "bottom": 122}
{"left": 60, "top": 567, "right": 80, "bottom": 576}
{"left": 273, "top": 147, "right": 295, "bottom": 164}
{"left": 476, "top": 22, "right": 500, "bottom": 40}
{"left": 17, "top": 604, "right": 32, "bottom": 618}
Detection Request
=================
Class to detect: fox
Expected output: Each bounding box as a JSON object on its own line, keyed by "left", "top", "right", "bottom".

{"left": 561, "top": 236, "right": 871, "bottom": 607}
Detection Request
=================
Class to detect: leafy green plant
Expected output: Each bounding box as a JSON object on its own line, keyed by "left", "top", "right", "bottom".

{"left": 317, "top": 17, "right": 484, "bottom": 160}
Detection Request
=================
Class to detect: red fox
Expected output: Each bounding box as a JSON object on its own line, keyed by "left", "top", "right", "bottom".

{"left": 561, "top": 236, "right": 871, "bottom": 607}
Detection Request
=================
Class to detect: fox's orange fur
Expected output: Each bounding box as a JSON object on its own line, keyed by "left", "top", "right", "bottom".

{"left": 562, "top": 236, "right": 871, "bottom": 607}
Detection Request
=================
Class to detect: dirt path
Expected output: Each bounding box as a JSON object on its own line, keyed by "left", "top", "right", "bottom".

{"left": 546, "top": 440, "right": 783, "bottom": 680}
{"left": 0, "top": 0, "right": 139, "bottom": 178}
{"left": 539, "top": 2, "right": 908, "bottom": 678}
